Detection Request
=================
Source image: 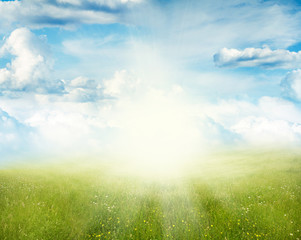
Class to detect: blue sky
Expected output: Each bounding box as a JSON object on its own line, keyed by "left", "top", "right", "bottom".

{"left": 1, "top": 0, "right": 301, "bottom": 162}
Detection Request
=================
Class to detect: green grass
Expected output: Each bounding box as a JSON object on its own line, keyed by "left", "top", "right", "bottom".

{"left": 0, "top": 150, "right": 300, "bottom": 239}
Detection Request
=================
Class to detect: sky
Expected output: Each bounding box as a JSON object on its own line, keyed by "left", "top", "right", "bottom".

{"left": 1, "top": 0, "right": 301, "bottom": 164}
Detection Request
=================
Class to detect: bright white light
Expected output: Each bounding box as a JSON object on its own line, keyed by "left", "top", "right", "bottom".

{"left": 112, "top": 87, "right": 202, "bottom": 176}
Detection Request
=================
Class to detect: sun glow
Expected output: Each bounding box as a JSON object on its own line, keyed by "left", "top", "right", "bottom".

{"left": 110, "top": 87, "right": 203, "bottom": 176}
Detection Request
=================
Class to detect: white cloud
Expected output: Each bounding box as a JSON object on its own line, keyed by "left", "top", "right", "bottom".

{"left": 202, "top": 99, "right": 258, "bottom": 128}
{"left": 0, "top": 28, "right": 63, "bottom": 93}
{"left": 69, "top": 76, "right": 98, "bottom": 88}
{"left": 25, "top": 109, "right": 108, "bottom": 154}
{"left": 0, "top": 1, "right": 21, "bottom": 33}
{"left": 258, "top": 96, "right": 301, "bottom": 123}
{"left": 201, "top": 96, "right": 301, "bottom": 146}
{"left": 214, "top": 46, "right": 301, "bottom": 69}
{"left": 103, "top": 70, "right": 140, "bottom": 97}
{"left": 3, "top": 91, "right": 114, "bottom": 155}
{"left": 0, "top": 28, "right": 116, "bottom": 99}
{"left": 0, "top": 68, "right": 140, "bottom": 157}
{"left": 281, "top": 69, "right": 301, "bottom": 101}
{"left": 231, "top": 117, "right": 301, "bottom": 145}
{"left": 62, "top": 76, "right": 103, "bottom": 102}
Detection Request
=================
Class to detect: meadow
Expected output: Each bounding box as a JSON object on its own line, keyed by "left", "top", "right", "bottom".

{"left": 0, "top": 149, "right": 300, "bottom": 240}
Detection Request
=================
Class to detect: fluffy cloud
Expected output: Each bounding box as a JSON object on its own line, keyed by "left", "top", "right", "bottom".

{"left": 202, "top": 96, "right": 301, "bottom": 146}
{"left": 281, "top": 69, "right": 301, "bottom": 101}
{"left": 103, "top": 70, "right": 140, "bottom": 98}
{"left": 214, "top": 47, "right": 301, "bottom": 69}
{"left": 231, "top": 117, "right": 301, "bottom": 145}
{"left": 258, "top": 96, "right": 301, "bottom": 123}
{"left": 62, "top": 76, "right": 102, "bottom": 102}
{"left": 25, "top": 108, "right": 110, "bottom": 154}
{"left": 0, "top": 68, "right": 143, "bottom": 157}
{"left": 0, "top": 28, "right": 64, "bottom": 93}
{"left": 0, "top": 28, "right": 106, "bottom": 99}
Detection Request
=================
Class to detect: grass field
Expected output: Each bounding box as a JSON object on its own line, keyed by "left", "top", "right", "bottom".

{"left": 0, "top": 150, "right": 300, "bottom": 239}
